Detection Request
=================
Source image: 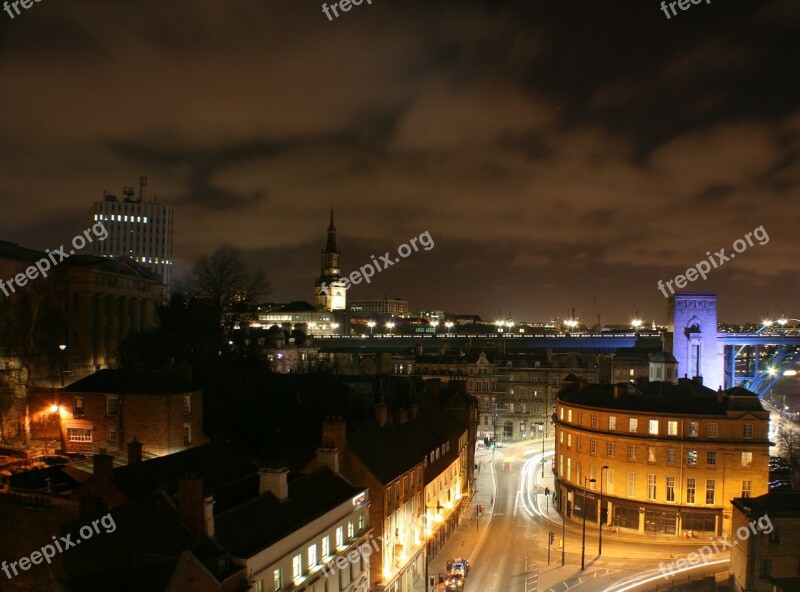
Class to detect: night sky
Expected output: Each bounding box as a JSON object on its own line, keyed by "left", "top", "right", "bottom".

{"left": 0, "top": 0, "right": 797, "bottom": 323}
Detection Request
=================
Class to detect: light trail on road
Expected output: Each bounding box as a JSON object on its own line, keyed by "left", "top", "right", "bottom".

{"left": 600, "top": 558, "right": 729, "bottom": 592}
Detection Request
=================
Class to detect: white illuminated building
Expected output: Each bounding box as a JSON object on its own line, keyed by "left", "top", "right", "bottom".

{"left": 91, "top": 185, "right": 174, "bottom": 291}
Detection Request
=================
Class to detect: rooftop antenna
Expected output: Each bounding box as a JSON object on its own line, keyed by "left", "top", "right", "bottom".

{"left": 138, "top": 176, "right": 147, "bottom": 202}
{"left": 122, "top": 186, "right": 135, "bottom": 202}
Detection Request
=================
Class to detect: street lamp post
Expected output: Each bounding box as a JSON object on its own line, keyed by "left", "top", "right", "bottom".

{"left": 581, "top": 477, "right": 596, "bottom": 570}
{"left": 385, "top": 321, "right": 395, "bottom": 335}
{"left": 599, "top": 465, "right": 609, "bottom": 556}
{"left": 58, "top": 344, "right": 67, "bottom": 387}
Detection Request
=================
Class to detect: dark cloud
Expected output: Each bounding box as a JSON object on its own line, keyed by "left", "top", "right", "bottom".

{"left": 0, "top": 0, "right": 798, "bottom": 322}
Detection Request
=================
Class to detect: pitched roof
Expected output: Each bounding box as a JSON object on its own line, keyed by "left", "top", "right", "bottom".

{"left": 215, "top": 467, "right": 362, "bottom": 557}
{"left": 731, "top": 492, "right": 800, "bottom": 516}
{"left": 347, "top": 423, "right": 422, "bottom": 485}
{"left": 63, "top": 368, "right": 194, "bottom": 394}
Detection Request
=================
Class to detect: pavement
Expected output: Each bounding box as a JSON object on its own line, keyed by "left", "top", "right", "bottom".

{"left": 416, "top": 445, "right": 498, "bottom": 591}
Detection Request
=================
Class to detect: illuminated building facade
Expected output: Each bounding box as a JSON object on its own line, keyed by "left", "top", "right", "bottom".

{"left": 91, "top": 190, "right": 174, "bottom": 292}
{"left": 554, "top": 365, "right": 770, "bottom": 538}
{"left": 314, "top": 210, "right": 347, "bottom": 313}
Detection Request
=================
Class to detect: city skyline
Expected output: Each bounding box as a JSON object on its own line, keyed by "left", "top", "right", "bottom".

{"left": 0, "top": 1, "right": 797, "bottom": 323}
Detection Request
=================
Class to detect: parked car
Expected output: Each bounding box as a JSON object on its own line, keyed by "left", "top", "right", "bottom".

{"left": 444, "top": 575, "right": 465, "bottom": 591}
{"left": 446, "top": 558, "right": 470, "bottom": 578}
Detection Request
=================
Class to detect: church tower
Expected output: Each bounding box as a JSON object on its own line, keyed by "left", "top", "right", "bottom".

{"left": 314, "top": 210, "right": 347, "bottom": 311}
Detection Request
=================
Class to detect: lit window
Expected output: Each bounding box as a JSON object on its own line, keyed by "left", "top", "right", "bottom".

{"left": 741, "top": 452, "right": 753, "bottom": 467}
{"left": 648, "top": 447, "right": 656, "bottom": 463}
{"left": 608, "top": 416, "right": 616, "bottom": 430}
{"left": 568, "top": 410, "right": 572, "bottom": 423}
{"left": 687, "top": 422, "right": 699, "bottom": 437}
{"left": 666, "top": 476, "right": 675, "bottom": 502}
{"left": 667, "top": 421, "right": 678, "bottom": 436}
{"left": 183, "top": 423, "right": 192, "bottom": 446}
{"left": 741, "top": 480, "right": 751, "bottom": 498}
{"left": 73, "top": 396, "right": 85, "bottom": 416}
{"left": 67, "top": 428, "right": 92, "bottom": 442}
{"left": 687, "top": 450, "right": 697, "bottom": 465}
{"left": 567, "top": 434, "right": 572, "bottom": 448}
{"left": 648, "top": 420, "right": 659, "bottom": 435}
{"left": 322, "top": 536, "right": 330, "bottom": 558}
{"left": 308, "top": 544, "right": 317, "bottom": 569}
{"left": 629, "top": 418, "right": 638, "bottom": 433}
{"left": 648, "top": 474, "right": 656, "bottom": 500}
{"left": 292, "top": 554, "right": 302, "bottom": 580}
{"left": 336, "top": 526, "right": 343, "bottom": 548}
{"left": 273, "top": 568, "right": 281, "bottom": 591}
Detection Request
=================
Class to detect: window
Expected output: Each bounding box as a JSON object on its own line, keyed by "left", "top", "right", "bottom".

{"left": 591, "top": 414, "right": 598, "bottom": 429}
{"left": 649, "top": 420, "right": 659, "bottom": 435}
{"left": 667, "top": 421, "right": 678, "bottom": 436}
{"left": 67, "top": 428, "right": 92, "bottom": 442}
{"left": 106, "top": 395, "right": 120, "bottom": 417}
{"left": 255, "top": 578, "right": 263, "bottom": 592}
{"left": 108, "top": 429, "right": 116, "bottom": 443}
{"left": 607, "top": 442, "right": 615, "bottom": 457}
{"left": 183, "top": 423, "right": 192, "bottom": 446}
{"left": 308, "top": 544, "right": 317, "bottom": 568}
{"left": 347, "top": 521, "right": 354, "bottom": 539}
{"left": 568, "top": 410, "right": 572, "bottom": 423}
{"left": 741, "top": 452, "right": 753, "bottom": 467}
{"left": 183, "top": 394, "right": 191, "bottom": 415}
{"left": 705, "top": 480, "right": 715, "bottom": 505}
{"left": 629, "top": 418, "right": 638, "bottom": 433}
{"left": 577, "top": 436, "right": 582, "bottom": 451}
{"left": 567, "top": 458, "right": 572, "bottom": 481}
{"left": 627, "top": 445, "right": 636, "bottom": 461}
{"left": 741, "top": 481, "right": 751, "bottom": 498}
{"left": 336, "top": 526, "right": 343, "bottom": 548}
{"left": 666, "top": 476, "right": 675, "bottom": 502}
{"left": 687, "top": 422, "right": 699, "bottom": 437}
{"left": 648, "top": 474, "right": 656, "bottom": 500}
{"left": 567, "top": 434, "right": 572, "bottom": 448}
{"left": 358, "top": 513, "right": 364, "bottom": 531}
{"left": 707, "top": 451, "right": 716, "bottom": 466}
{"left": 686, "top": 478, "right": 696, "bottom": 503}
{"left": 292, "top": 554, "right": 302, "bottom": 580}
{"left": 606, "top": 468, "right": 614, "bottom": 495}
{"left": 687, "top": 450, "right": 697, "bottom": 465}
{"left": 560, "top": 407, "right": 564, "bottom": 420}
{"left": 648, "top": 447, "right": 656, "bottom": 463}
{"left": 743, "top": 423, "right": 753, "bottom": 439}
{"left": 667, "top": 448, "right": 677, "bottom": 464}
{"left": 578, "top": 412, "right": 584, "bottom": 425}
{"left": 590, "top": 439, "right": 597, "bottom": 455}
{"left": 608, "top": 416, "right": 617, "bottom": 431}
{"left": 322, "top": 536, "right": 330, "bottom": 558}
{"left": 73, "top": 396, "right": 85, "bottom": 416}
{"left": 560, "top": 432, "right": 564, "bottom": 444}
{"left": 627, "top": 472, "right": 636, "bottom": 497}
{"left": 707, "top": 423, "right": 718, "bottom": 438}
{"left": 273, "top": 568, "right": 281, "bottom": 592}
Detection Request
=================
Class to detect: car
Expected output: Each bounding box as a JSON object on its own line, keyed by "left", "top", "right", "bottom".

{"left": 446, "top": 558, "right": 470, "bottom": 578}
{"left": 444, "top": 575, "right": 465, "bottom": 590}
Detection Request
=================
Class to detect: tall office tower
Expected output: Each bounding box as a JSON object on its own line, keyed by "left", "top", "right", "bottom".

{"left": 91, "top": 178, "right": 174, "bottom": 291}
{"left": 314, "top": 209, "right": 347, "bottom": 312}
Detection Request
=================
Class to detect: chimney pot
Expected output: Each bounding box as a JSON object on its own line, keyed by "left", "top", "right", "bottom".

{"left": 259, "top": 466, "right": 289, "bottom": 500}
{"left": 93, "top": 451, "right": 114, "bottom": 480}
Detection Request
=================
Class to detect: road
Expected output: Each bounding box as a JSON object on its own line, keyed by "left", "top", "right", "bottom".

{"left": 463, "top": 442, "right": 730, "bottom": 592}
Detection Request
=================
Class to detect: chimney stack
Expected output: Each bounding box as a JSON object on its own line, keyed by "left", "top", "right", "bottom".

{"left": 93, "top": 449, "right": 114, "bottom": 480}
{"left": 179, "top": 474, "right": 213, "bottom": 538}
{"left": 127, "top": 440, "right": 143, "bottom": 465}
{"left": 316, "top": 443, "right": 340, "bottom": 475}
{"left": 259, "top": 466, "right": 289, "bottom": 500}
{"left": 322, "top": 416, "right": 346, "bottom": 450}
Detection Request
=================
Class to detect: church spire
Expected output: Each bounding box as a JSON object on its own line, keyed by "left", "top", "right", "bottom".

{"left": 325, "top": 208, "right": 339, "bottom": 254}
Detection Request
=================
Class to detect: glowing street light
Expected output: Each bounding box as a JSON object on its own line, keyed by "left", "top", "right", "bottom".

{"left": 631, "top": 319, "right": 643, "bottom": 329}
{"left": 367, "top": 321, "right": 376, "bottom": 335}
{"left": 385, "top": 321, "right": 395, "bottom": 335}
{"left": 444, "top": 321, "right": 454, "bottom": 332}
{"left": 763, "top": 319, "right": 774, "bottom": 327}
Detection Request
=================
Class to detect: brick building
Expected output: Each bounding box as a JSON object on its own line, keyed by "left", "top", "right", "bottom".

{"left": 29, "top": 368, "right": 205, "bottom": 456}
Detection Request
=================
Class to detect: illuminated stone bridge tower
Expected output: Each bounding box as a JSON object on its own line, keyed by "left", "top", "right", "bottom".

{"left": 667, "top": 292, "right": 724, "bottom": 389}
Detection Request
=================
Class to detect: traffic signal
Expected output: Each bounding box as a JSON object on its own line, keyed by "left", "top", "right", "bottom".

{"left": 549, "top": 531, "right": 555, "bottom": 545}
